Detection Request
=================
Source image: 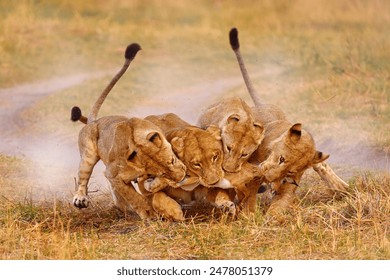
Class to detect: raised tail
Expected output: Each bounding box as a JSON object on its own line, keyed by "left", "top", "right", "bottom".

{"left": 86, "top": 43, "right": 141, "bottom": 123}
{"left": 229, "top": 28, "right": 261, "bottom": 106}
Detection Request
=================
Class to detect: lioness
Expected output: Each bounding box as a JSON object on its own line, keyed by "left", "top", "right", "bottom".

{"left": 71, "top": 43, "right": 186, "bottom": 219}
{"left": 228, "top": 27, "right": 348, "bottom": 211}
{"left": 197, "top": 97, "right": 264, "bottom": 173}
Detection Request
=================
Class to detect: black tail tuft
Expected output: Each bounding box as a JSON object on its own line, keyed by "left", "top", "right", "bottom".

{"left": 229, "top": 27, "right": 240, "bottom": 50}
{"left": 71, "top": 106, "right": 82, "bottom": 122}
{"left": 125, "top": 43, "right": 142, "bottom": 60}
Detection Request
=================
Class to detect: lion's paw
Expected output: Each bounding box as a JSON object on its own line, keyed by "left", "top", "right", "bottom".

{"left": 143, "top": 177, "right": 169, "bottom": 193}
{"left": 73, "top": 194, "right": 89, "bottom": 208}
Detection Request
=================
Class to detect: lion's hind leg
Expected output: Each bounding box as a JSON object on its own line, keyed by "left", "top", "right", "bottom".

{"left": 73, "top": 147, "right": 100, "bottom": 209}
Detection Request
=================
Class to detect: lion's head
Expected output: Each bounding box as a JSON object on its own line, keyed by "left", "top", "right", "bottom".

{"left": 105, "top": 117, "right": 187, "bottom": 183}
{"left": 260, "top": 123, "right": 329, "bottom": 184}
{"left": 198, "top": 97, "right": 264, "bottom": 173}
{"left": 221, "top": 113, "right": 264, "bottom": 173}
{"left": 167, "top": 125, "right": 225, "bottom": 187}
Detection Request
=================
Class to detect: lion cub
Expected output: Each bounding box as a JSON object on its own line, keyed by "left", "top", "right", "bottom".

{"left": 71, "top": 44, "right": 186, "bottom": 219}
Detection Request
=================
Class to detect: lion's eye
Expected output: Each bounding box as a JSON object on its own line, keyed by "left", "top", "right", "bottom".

{"left": 193, "top": 162, "right": 201, "bottom": 168}
{"left": 279, "top": 156, "right": 285, "bottom": 164}
{"left": 212, "top": 154, "right": 219, "bottom": 162}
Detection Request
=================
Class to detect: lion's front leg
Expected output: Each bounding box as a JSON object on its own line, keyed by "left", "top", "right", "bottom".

{"left": 139, "top": 176, "right": 174, "bottom": 193}
{"left": 227, "top": 162, "right": 264, "bottom": 214}
{"left": 236, "top": 179, "right": 262, "bottom": 214}
{"left": 108, "top": 176, "right": 157, "bottom": 220}
{"left": 267, "top": 181, "right": 298, "bottom": 215}
{"left": 205, "top": 188, "right": 237, "bottom": 215}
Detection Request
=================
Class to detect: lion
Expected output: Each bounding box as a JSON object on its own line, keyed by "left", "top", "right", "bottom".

{"left": 197, "top": 97, "right": 265, "bottom": 173}
{"left": 228, "top": 27, "right": 348, "bottom": 212}
{"left": 70, "top": 43, "right": 186, "bottom": 220}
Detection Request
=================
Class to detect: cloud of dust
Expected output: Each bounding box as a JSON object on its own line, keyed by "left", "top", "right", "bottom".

{"left": 13, "top": 134, "right": 109, "bottom": 202}
{"left": 315, "top": 128, "right": 390, "bottom": 178}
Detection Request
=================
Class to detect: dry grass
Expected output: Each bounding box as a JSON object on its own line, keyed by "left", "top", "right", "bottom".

{"left": 0, "top": 0, "right": 389, "bottom": 260}
{"left": 1, "top": 163, "right": 389, "bottom": 259}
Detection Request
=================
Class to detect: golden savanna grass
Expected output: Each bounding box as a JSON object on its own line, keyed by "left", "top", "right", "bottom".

{"left": 0, "top": 0, "right": 389, "bottom": 259}
{"left": 1, "top": 158, "right": 389, "bottom": 259}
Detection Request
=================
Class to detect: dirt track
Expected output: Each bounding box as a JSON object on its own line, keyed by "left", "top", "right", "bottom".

{"left": 0, "top": 68, "right": 389, "bottom": 200}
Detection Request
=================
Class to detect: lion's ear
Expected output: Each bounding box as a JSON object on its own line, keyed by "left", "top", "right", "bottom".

{"left": 227, "top": 114, "right": 240, "bottom": 124}
{"left": 147, "top": 131, "right": 163, "bottom": 148}
{"left": 206, "top": 125, "right": 222, "bottom": 140}
{"left": 288, "top": 123, "right": 302, "bottom": 142}
{"left": 312, "top": 151, "right": 329, "bottom": 164}
{"left": 170, "top": 137, "right": 184, "bottom": 158}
